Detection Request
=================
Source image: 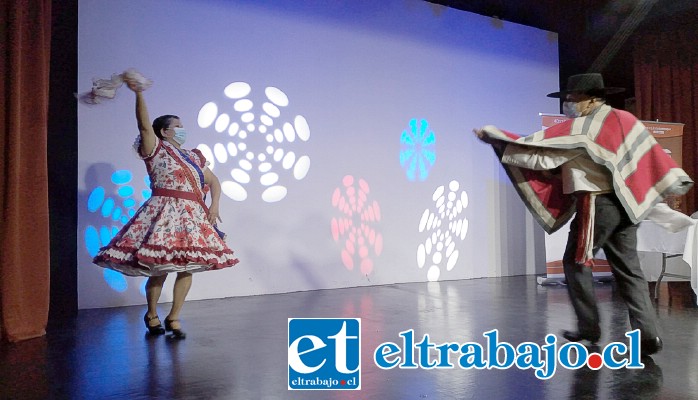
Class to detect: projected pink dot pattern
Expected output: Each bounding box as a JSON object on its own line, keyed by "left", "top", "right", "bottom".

{"left": 331, "top": 175, "right": 383, "bottom": 275}
{"left": 417, "top": 180, "right": 469, "bottom": 281}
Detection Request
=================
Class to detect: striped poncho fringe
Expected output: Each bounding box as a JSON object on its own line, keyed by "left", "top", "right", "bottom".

{"left": 482, "top": 104, "right": 693, "bottom": 235}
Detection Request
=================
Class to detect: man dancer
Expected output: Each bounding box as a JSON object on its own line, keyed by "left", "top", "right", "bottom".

{"left": 474, "top": 73, "right": 693, "bottom": 356}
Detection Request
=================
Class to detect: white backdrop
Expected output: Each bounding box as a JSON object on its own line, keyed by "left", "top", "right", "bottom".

{"left": 77, "top": 0, "right": 559, "bottom": 309}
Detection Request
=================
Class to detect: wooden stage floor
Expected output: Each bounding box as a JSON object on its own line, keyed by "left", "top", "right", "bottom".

{"left": 1, "top": 276, "right": 697, "bottom": 399}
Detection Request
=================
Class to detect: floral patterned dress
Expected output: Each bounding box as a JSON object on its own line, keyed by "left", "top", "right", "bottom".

{"left": 94, "top": 137, "right": 239, "bottom": 276}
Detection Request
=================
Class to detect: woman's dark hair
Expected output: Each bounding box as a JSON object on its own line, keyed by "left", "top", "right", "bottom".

{"left": 152, "top": 115, "right": 179, "bottom": 139}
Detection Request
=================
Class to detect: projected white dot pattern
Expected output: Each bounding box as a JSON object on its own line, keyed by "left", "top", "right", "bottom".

{"left": 417, "top": 180, "right": 469, "bottom": 281}
{"left": 196, "top": 82, "right": 311, "bottom": 202}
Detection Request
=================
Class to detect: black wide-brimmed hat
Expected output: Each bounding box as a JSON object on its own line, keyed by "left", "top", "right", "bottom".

{"left": 546, "top": 73, "right": 625, "bottom": 98}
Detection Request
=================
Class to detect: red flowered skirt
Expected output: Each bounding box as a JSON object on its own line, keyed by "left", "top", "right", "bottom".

{"left": 93, "top": 196, "right": 239, "bottom": 276}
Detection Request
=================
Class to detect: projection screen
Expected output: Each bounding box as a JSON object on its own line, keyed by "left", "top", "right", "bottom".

{"left": 78, "top": 0, "right": 560, "bottom": 308}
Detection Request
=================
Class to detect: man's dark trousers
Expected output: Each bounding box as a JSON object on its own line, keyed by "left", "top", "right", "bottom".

{"left": 563, "top": 192, "right": 660, "bottom": 341}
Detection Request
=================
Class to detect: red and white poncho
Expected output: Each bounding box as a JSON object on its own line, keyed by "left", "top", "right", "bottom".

{"left": 481, "top": 104, "right": 693, "bottom": 263}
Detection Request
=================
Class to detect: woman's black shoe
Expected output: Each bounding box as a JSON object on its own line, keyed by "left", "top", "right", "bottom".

{"left": 165, "top": 318, "right": 187, "bottom": 339}
{"left": 144, "top": 314, "right": 166, "bottom": 335}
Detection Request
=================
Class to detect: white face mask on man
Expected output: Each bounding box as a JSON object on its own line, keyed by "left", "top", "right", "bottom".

{"left": 562, "top": 101, "right": 582, "bottom": 118}
{"left": 172, "top": 127, "right": 188, "bottom": 145}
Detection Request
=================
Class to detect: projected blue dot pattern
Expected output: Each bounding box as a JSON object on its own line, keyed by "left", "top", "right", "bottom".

{"left": 84, "top": 170, "right": 151, "bottom": 293}
{"left": 400, "top": 118, "right": 436, "bottom": 182}
{"left": 87, "top": 187, "right": 105, "bottom": 212}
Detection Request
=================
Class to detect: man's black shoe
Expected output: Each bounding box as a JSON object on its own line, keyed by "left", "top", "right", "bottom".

{"left": 641, "top": 337, "right": 663, "bottom": 356}
{"left": 561, "top": 330, "right": 600, "bottom": 345}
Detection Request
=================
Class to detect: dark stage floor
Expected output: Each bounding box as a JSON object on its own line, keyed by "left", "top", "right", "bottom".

{"left": 2, "top": 276, "right": 697, "bottom": 399}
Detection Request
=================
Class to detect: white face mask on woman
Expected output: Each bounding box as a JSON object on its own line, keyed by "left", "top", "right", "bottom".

{"left": 172, "top": 127, "right": 188, "bottom": 145}
{"left": 562, "top": 101, "right": 582, "bottom": 118}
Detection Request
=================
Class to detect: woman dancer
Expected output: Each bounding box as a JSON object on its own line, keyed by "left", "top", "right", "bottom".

{"left": 93, "top": 71, "right": 239, "bottom": 339}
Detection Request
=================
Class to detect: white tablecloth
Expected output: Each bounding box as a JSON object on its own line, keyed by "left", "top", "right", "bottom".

{"left": 636, "top": 220, "right": 698, "bottom": 304}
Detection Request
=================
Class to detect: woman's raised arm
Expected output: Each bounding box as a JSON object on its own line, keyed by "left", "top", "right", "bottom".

{"left": 133, "top": 90, "right": 157, "bottom": 157}
{"left": 122, "top": 70, "right": 156, "bottom": 157}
